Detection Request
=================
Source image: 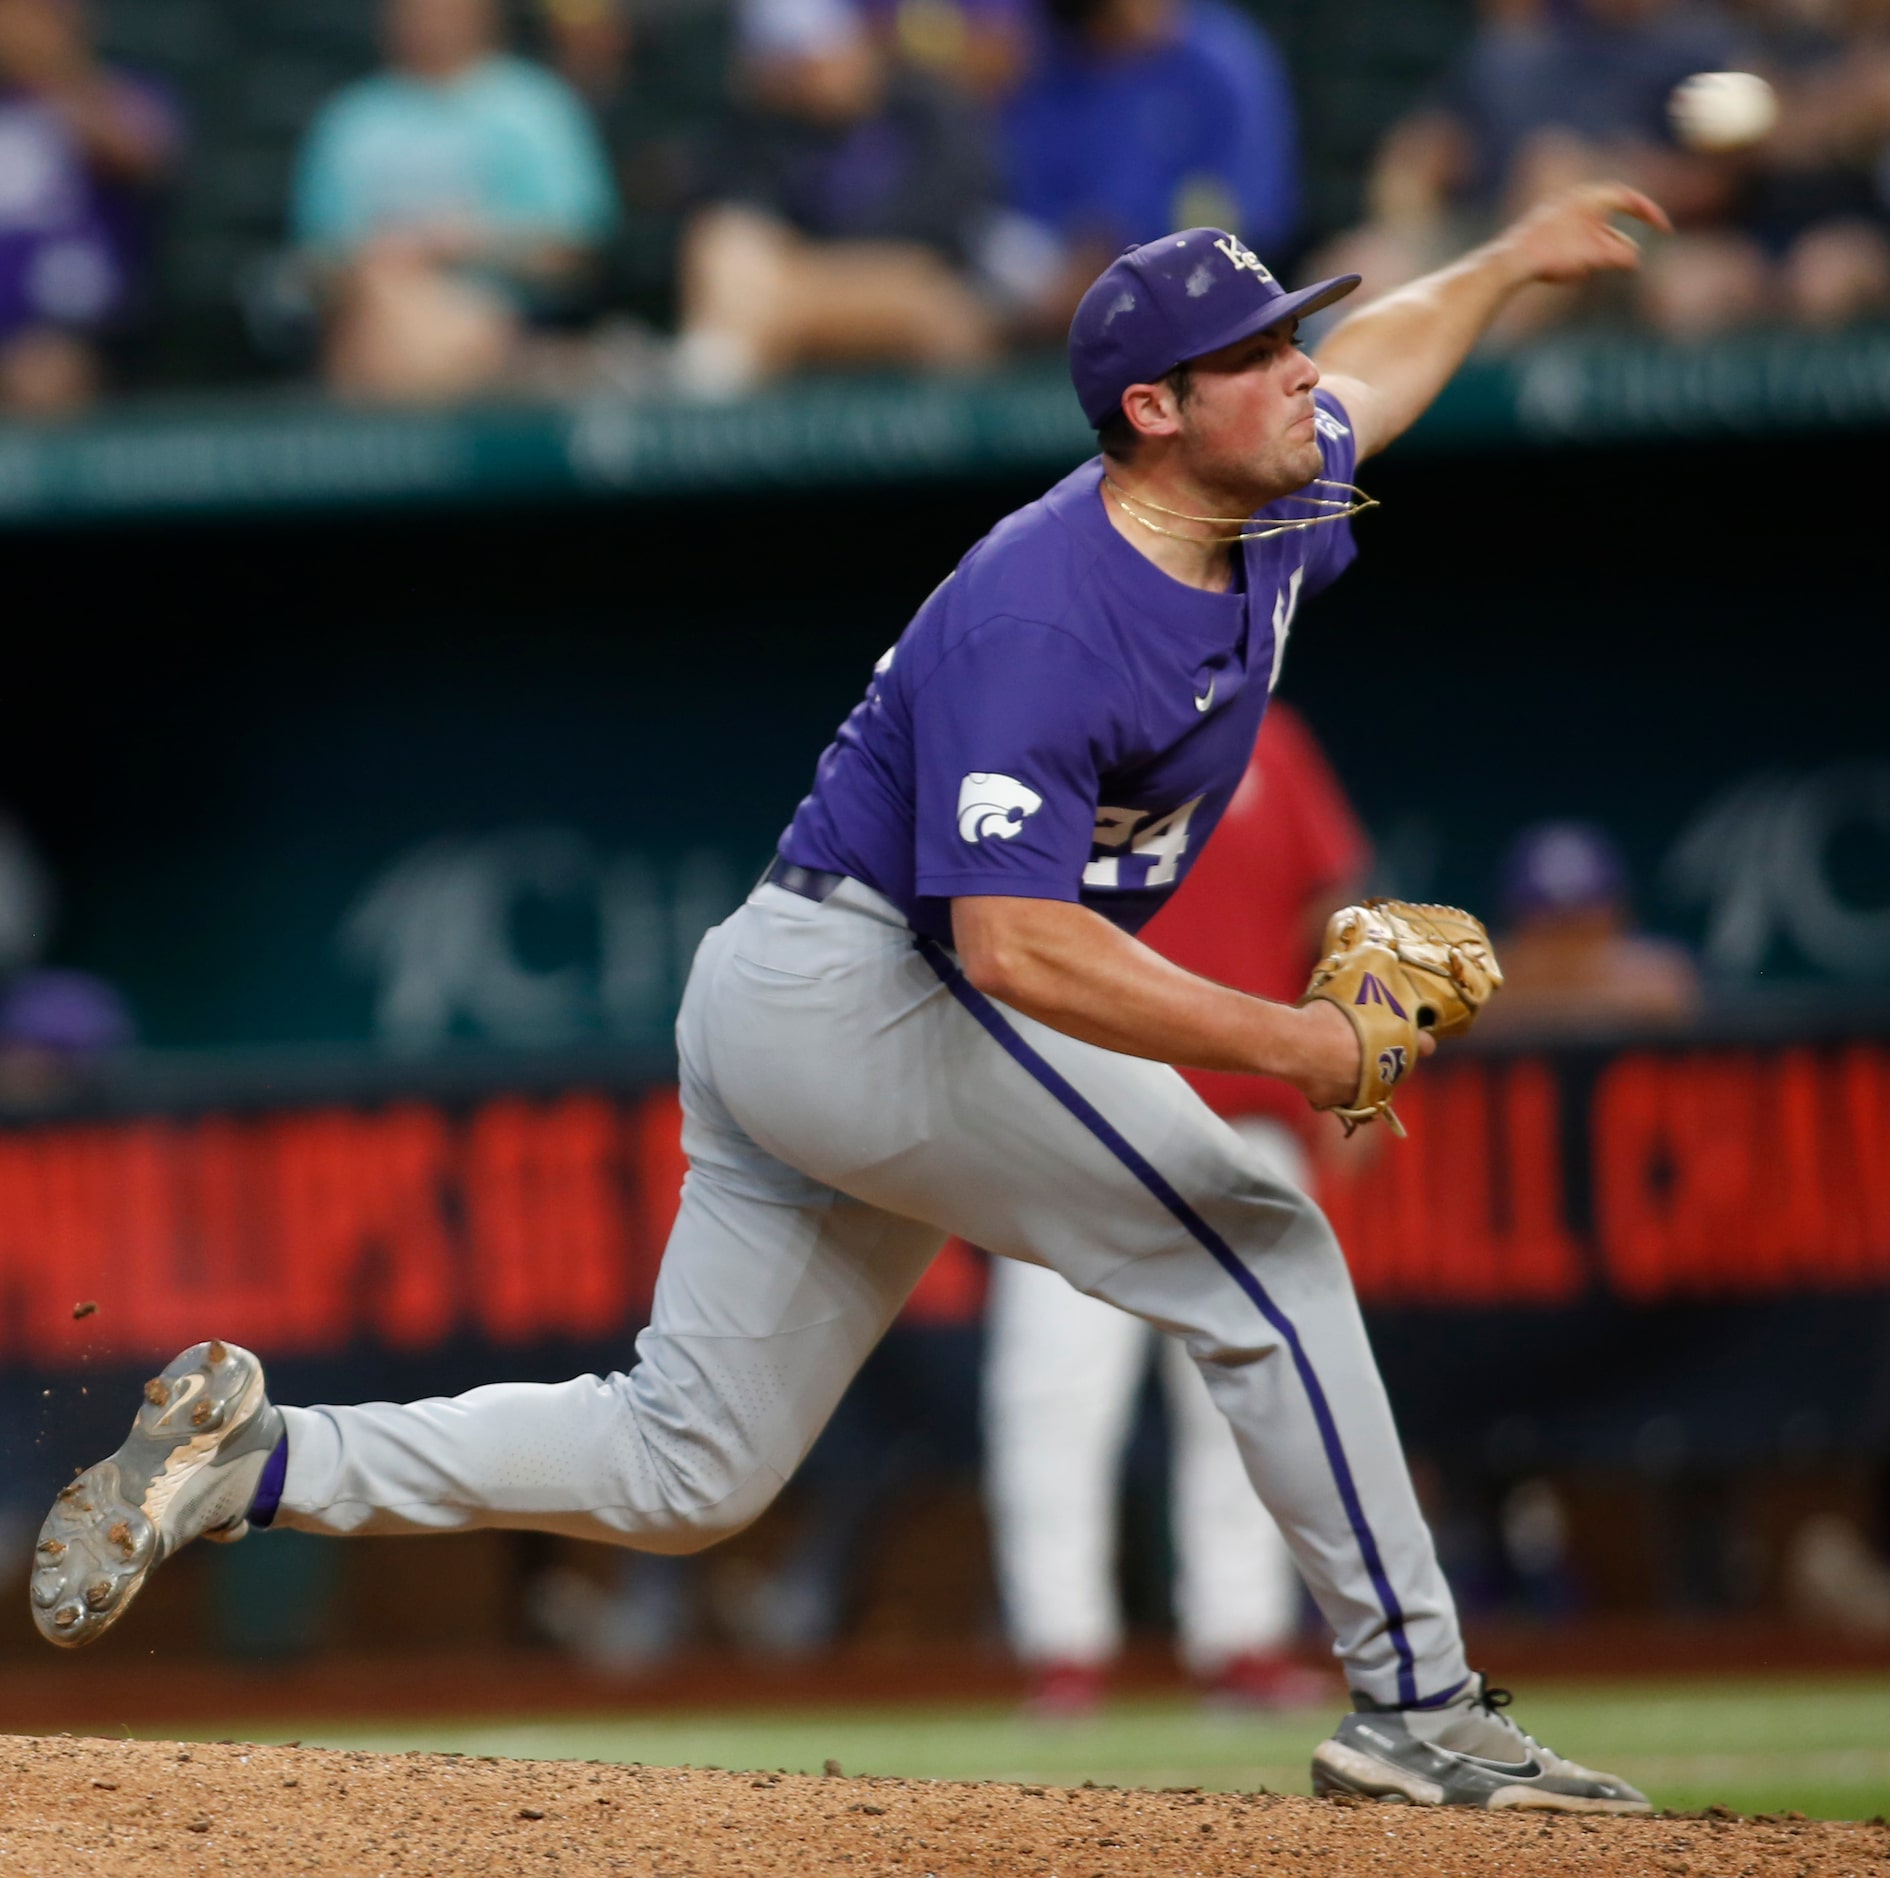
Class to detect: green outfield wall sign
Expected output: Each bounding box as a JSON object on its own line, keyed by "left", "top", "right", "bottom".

{"left": 0, "top": 328, "right": 1885, "bottom": 526}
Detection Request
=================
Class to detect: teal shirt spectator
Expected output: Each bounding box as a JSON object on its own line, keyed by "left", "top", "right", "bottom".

{"left": 293, "top": 55, "right": 617, "bottom": 257}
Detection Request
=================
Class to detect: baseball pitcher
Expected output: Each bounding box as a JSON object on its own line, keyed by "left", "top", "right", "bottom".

{"left": 35, "top": 183, "right": 1668, "bottom": 1811}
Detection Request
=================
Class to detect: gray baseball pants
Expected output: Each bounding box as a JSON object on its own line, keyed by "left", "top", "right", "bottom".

{"left": 278, "top": 877, "right": 1470, "bottom": 1707}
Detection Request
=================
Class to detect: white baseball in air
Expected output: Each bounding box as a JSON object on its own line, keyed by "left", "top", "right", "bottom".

{"left": 1668, "top": 70, "right": 1778, "bottom": 152}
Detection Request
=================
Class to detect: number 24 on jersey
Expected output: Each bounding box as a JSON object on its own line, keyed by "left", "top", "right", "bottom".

{"left": 1083, "top": 797, "right": 1204, "bottom": 890}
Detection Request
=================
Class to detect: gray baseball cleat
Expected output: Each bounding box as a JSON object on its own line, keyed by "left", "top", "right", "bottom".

{"left": 30, "top": 1339, "right": 284, "bottom": 1649}
{"left": 1311, "top": 1674, "right": 1652, "bottom": 1813}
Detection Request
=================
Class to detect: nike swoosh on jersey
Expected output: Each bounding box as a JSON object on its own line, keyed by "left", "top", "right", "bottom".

{"left": 1193, "top": 680, "right": 1215, "bottom": 713}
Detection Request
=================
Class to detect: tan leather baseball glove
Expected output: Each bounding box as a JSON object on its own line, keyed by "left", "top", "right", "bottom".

{"left": 1297, "top": 899, "right": 1504, "bottom": 1136}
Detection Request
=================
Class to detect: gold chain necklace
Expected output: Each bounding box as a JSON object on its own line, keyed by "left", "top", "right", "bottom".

{"left": 1103, "top": 475, "right": 1379, "bottom": 545}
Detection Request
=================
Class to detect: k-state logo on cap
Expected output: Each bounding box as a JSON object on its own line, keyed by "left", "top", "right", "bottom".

{"left": 1213, "top": 235, "right": 1277, "bottom": 285}
{"left": 958, "top": 773, "right": 1044, "bottom": 843}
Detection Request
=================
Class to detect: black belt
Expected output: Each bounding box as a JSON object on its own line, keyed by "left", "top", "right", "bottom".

{"left": 763, "top": 855, "right": 848, "bottom": 903}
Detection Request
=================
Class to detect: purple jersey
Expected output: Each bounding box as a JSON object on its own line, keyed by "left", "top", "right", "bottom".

{"left": 780, "top": 389, "right": 1361, "bottom": 943}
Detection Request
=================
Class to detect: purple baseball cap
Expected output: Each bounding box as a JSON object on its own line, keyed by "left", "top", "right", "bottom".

{"left": 1500, "top": 821, "right": 1630, "bottom": 921}
{"left": 0, "top": 969, "right": 135, "bottom": 1056}
{"left": 1068, "top": 228, "right": 1360, "bottom": 429}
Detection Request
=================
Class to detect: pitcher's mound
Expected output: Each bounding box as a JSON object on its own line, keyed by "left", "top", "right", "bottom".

{"left": 3, "top": 1733, "right": 1882, "bottom": 1875}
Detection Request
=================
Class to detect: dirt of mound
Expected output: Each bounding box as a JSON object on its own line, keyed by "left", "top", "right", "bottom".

{"left": 0, "top": 1735, "right": 1883, "bottom": 1877}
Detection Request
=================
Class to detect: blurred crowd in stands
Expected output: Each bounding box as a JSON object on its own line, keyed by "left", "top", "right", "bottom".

{"left": 2, "top": 0, "right": 1889, "bottom": 415}
{"left": 1319, "top": 0, "right": 1890, "bottom": 343}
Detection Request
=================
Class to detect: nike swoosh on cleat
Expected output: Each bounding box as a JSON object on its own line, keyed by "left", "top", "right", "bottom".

{"left": 161, "top": 1374, "right": 207, "bottom": 1419}
{"left": 1450, "top": 1753, "right": 1544, "bottom": 1779}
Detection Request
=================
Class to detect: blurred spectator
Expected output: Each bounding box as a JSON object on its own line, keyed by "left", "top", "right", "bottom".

{"left": 999, "top": 0, "right": 1300, "bottom": 330}
{"left": 858, "top": 0, "right": 1031, "bottom": 102}
{"left": 542, "top": 0, "right": 637, "bottom": 103}
{"left": 291, "top": 0, "right": 618, "bottom": 403}
{"left": 1740, "top": 0, "right": 1890, "bottom": 328}
{"left": 983, "top": 705, "right": 1364, "bottom": 1716}
{"left": 674, "top": 0, "right": 1012, "bottom": 395}
{"left": 536, "top": 0, "right": 737, "bottom": 331}
{"left": 0, "top": 965, "right": 134, "bottom": 1109}
{"left": 1316, "top": 0, "right": 1776, "bottom": 342}
{"left": 1477, "top": 819, "right": 1701, "bottom": 1035}
{"left": 0, "top": 0, "right": 180, "bottom": 419}
{"left": 0, "top": 811, "right": 133, "bottom": 1106}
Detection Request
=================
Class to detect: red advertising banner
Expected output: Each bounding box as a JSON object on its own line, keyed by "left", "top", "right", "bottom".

{"left": 3, "top": 1042, "right": 1887, "bottom": 1370}
{"left": 1320, "top": 1043, "right": 1890, "bottom": 1307}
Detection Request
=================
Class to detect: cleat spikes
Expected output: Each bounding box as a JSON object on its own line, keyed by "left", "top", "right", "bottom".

{"left": 28, "top": 1340, "right": 280, "bottom": 1650}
